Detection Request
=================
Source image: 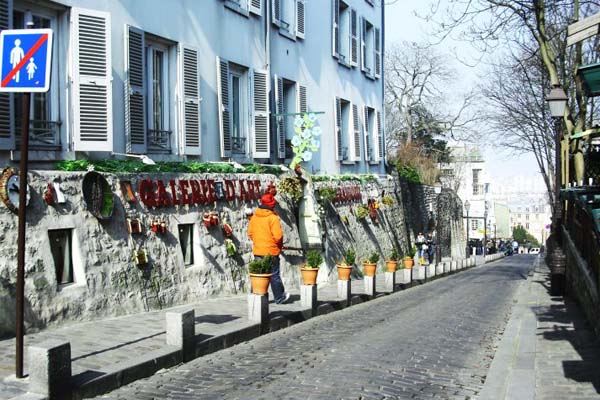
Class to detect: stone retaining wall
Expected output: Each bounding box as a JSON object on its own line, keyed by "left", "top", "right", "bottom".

{"left": 0, "top": 170, "right": 465, "bottom": 337}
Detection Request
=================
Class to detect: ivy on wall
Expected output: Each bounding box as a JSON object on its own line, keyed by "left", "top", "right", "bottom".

{"left": 312, "top": 174, "right": 378, "bottom": 183}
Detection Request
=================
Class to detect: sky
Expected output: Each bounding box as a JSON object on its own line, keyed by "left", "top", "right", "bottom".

{"left": 384, "top": 0, "right": 545, "bottom": 186}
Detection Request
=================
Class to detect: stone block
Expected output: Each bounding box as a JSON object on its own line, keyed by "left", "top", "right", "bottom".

{"left": 337, "top": 279, "right": 351, "bottom": 306}
{"left": 384, "top": 271, "right": 396, "bottom": 292}
{"left": 436, "top": 263, "right": 444, "bottom": 275}
{"left": 166, "top": 309, "right": 195, "bottom": 361}
{"left": 397, "top": 269, "right": 411, "bottom": 284}
{"left": 28, "top": 340, "right": 72, "bottom": 399}
{"left": 426, "top": 264, "right": 435, "bottom": 279}
{"left": 364, "top": 275, "right": 376, "bottom": 297}
{"left": 450, "top": 261, "right": 457, "bottom": 271}
{"left": 412, "top": 266, "right": 425, "bottom": 281}
{"left": 301, "top": 284, "right": 318, "bottom": 316}
{"left": 248, "top": 294, "right": 269, "bottom": 328}
{"left": 443, "top": 262, "right": 451, "bottom": 273}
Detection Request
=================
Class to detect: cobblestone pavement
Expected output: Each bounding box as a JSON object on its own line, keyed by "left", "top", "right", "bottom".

{"left": 97, "top": 256, "right": 531, "bottom": 400}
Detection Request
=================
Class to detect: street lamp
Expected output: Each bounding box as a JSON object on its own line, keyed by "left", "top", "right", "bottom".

{"left": 545, "top": 84, "right": 568, "bottom": 296}
{"left": 465, "top": 200, "right": 470, "bottom": 258}
{"left": 483, "top": 205, "right": 489, "bottom": 258}
{"left": 434, "top": 182, "right": 442, "bottom": 264}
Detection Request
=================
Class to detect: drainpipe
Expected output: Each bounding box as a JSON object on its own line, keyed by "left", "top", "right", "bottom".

{"left": 380, "top": 0, "right": 386, "bottom": 173}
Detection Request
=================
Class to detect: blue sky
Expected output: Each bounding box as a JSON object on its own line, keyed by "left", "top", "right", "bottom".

{"left": 384, "top": 0, "right": 544, "bottom": 182}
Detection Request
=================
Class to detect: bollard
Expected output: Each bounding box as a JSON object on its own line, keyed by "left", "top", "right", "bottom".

{"left": 28, "top": 340, "right": 72, "bottom": 399}
{"left": 443, "top": 262, "right": 451, "bottom": 274}
{"left": 301, "top": 284, "right": 318, "bottom": 316}
{"left": 412, "top": 265, "right": 425, "bottom": 281}
{"left": 337, "top": 279, "right": 351, "bottom": 306}
{"left": 398, "top": 268, "right": 411, "bottom": 285}
{"left": 426, "top": 264, "right": 435, "bottom": 279}
{"left": 166, "top": 309, "right": 195, "bottom": 362}
{"left": 436, "top": 262, "right": 444, "bottom": 275}
{"left": 384, "top": 271, "right": 396, "bottom": 292}
{"left": 364, "top": 275, "right": 376, "bottom": 297}
{"left": 248, "top": 294, "right": 269, "bottom": 332}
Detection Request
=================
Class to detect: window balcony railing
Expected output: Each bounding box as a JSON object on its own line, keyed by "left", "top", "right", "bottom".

{"left": 232, "top": 136, "right": 246, "bottom": 154}
{"left": 147, "top": 129, "right": 172, "bottom": 153}
{"left": 15, "top": 120, "right": 61, "bottom": 150}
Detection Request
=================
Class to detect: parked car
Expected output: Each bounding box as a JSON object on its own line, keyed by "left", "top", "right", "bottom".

{"left": 529, "top": 247, "right": 540, "bottom": 254}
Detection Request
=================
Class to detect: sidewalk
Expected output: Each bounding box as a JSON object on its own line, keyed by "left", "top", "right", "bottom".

{"left": 0, "top": 261, "right": 465, "bottom": 400}
{"left": 479, "top": 257, "right": 600, "bottom": 399}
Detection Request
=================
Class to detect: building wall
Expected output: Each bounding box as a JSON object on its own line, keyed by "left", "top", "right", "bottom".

{"left": 0, "top": 0, "right": 384, "bottom": 175}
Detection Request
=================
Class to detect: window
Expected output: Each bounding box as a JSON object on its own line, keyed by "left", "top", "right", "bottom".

{"left": 11, "top": 5, "right": 63, "bottom": 150}
{"left": 360, "top": 18, "right": 380, "bottom": 78}
{"left": 272, "top": 0, "right": 305, "bottom": 39}
{"left": 471, "top": 220, "right": 478, "bottom": 231}
{"left": 332, "top": 0, "right": 357, "bottom": 67}
{"left": 525, "top": 223, "right": 530, "bottom": 230}
{"left": 334, "top": 97, "right": 351, "bottom": 161}
{"left": 178, "top": 224, "right": 194, "bottom": 265}
{"left": 224, "top": 0, "right": 262, "bottom": 16}
{"left": 49, "top": 229, "right": 73, "bottom": 285}
{"left": 146, "top": 37, "right": 171, "bottom": 152}
{"left": 229, "top": 65, "right": 249, "bottom": 154}
{"left": 363, "top": 106, "right": 382, "bottom": 163}
{"left": 472, "top": 169, "right": 481, "bottom": 195}
{"left": 274, "top": 76, "right": 307, "bottom": 159}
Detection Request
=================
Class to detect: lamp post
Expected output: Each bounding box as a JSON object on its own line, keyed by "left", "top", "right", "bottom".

{"left": 545, "top": 84, "right": 568, "bottom": 296}
{"left": 434, "top": 182, "right": 442, "bottom": 264}
{"left": 483, "top": 206, "right": 489, "bottom": 258}
{"left": 465, "top": 200, "right": 470, "bottom": 258}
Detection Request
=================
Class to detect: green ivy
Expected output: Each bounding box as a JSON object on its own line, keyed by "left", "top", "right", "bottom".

{"left": 55, "top": 160, "right": 283, "bottom": 175}
{"left": 312, "top": 174, "right": 378, "bottom": 183}
{"left": 396, "top": 164, "right": 420, "bottom": 183}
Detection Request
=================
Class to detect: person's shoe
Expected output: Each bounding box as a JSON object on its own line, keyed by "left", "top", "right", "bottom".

{"left": 277, "top": 292, "right": 291, "bottom": 304}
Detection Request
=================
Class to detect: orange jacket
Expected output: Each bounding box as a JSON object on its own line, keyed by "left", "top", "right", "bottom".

{"left": 248, "top": 207, "right": 283, "bottom": 256}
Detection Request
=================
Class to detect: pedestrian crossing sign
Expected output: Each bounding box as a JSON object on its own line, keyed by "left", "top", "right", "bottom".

{"left": 0, "top": 29, "right": 53, "bottom": 93}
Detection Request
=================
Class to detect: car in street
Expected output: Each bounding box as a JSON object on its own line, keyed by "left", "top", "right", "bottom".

{"left": 529, "top": 247, "right": 540, "bottom": 254}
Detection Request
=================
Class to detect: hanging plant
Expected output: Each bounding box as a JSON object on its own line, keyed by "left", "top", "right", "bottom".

{"left": 276, "top": 177, "right": 303, "bottom": 203}
{"left": 355, "top": 205, "right": 369, "bottom": 220}
{"left": 225, "top": 239, "right": 237, "bottom": 257}
{"left": 316, "top": 186, "right": 338, "bottom": 204}
{"left": 381, "top": 195, "right": 394, "bottom": 207}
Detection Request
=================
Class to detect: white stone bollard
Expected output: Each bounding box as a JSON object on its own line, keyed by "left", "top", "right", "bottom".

{"left": 166, "top": 309, "right": 195, "bottom": 361}
{"left": 426, "top": 264, "right": 436, "bottom": 279}
{"left": 412, "top": 265, "right": 426, "bottom": 281}
{"left": 450, "top": 261, "right": 457, "bottom": 272}
{"left": 443, "top": 262, "right": 451, "bottom": 274}
{"left": 364, "top": 275, "right": 376, "bottom": 297}
{"left": 248, "top": 294, "right": 269, "bottom": 330}
{"left": 301, "top": 284, "right": 318, "bottom": 316}
{"left": 398, "top": 269, "right": 411, "bottom": 284}
{"left": 384, "top": 271, "right": 396, "bottom": 292}
{"left": 337, "top": 279, "right": 351, "bottom": 306}
{"left": 436, "top": 263, "right": 444, "bottom": 275}
{"left": 28, "top": 340, "right": 72, "bottom": 399}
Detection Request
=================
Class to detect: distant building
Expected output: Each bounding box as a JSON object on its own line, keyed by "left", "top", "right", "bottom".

{"left": 508, "top": 197, "right": 551, "bottom": 244}
{"left": 0, "top": 0, "right": 385, "bottom": 175}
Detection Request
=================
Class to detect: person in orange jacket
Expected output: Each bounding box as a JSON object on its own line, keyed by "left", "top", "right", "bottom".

{"left": 248, "top": 192, "right": 291, "bottom": 304}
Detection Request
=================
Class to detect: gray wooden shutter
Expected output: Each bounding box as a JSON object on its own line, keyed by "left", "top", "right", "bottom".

{"left": 352, "top": 104, "right": 360, "bottom": 161}
{"left": 374, "top": 27, "right": 381, "bottom": 78}
{"left": 297, "top": 83, "right": 307, "bottom": 113}
{"left": 182, "top": 46, "right": 201, "bottom": 155}
{"left": 360, "top": 17, "right": 367, "bottom": 72}
{"left": 274, "top": 75, "right": 285, "bottom": 159}
{"left": 249, "top": 0, "right": 262, "bottom": 16}
{"left": 350, "top": 8, "right": 358, "bottom": 67}
{"left": 272, "top": 0, "right": 281, "bottom": 26}
{"left": 253, "top": 69, "right": 270, "bottom": 158}
{"left": 124, "top": 25, "right": 146, "bottom": 154}
{"left": 216, "top": 57, "right": 231, "bottom": 157}
{"left": 72, "top": 8, "right": 113, "bottom": 152}
{"left": 332, "top": 0, "right": 339, "bottom": 58}
{"left": 363, "top": 106, "right": 370, "bottom": 161}
{"left": 334, "top": 97, "right": 342, "bottom": 161}
{"left": 0, "top": 0, "right": 13, "bottom": 150}
{"left": 296, "top": 0, "right": 305, "bottom": 39}
{"left": 376, "top": 110, "right": 383, "bottom": 161}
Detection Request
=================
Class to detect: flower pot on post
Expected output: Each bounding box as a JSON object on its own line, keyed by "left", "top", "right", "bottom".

{"left": 301, "top": 250, "right": 322, "bottom": 315}
{"left": 336, "top": 248, "right": 355, "bottom": 306}
{"left": 248, "top": 256, "right": 273, "bottom": 330}
{"left": 363, "top": 252, "right": 379, "bottom": 297}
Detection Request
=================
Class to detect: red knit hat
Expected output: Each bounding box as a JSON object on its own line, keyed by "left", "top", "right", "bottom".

{"left": 261, "top": 193, "right": 277, "bottom": 208}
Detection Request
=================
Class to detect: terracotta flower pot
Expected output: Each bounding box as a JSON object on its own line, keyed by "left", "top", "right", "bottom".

{"left": 336, "top": 264, "right": 353, "bottom": 281}
{"left": 300, "top": 267, "right": 319, "bottom": 285}
{"left": 249, "top": 273, "right": 272, "bottom": 295}
{"left": 385, "top": 260, "right": 398, "bottom": 272}
{"left": 363, "top": 262, "right": 377, "bottom": 277}
{"left": 403, "top": 258, "right": 414, "bottom": 269}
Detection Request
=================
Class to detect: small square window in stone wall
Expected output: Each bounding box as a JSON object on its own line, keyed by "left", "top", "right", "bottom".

{"left": 48, "top": 229, "right": 73, "bottom": 285}
{"left": 178, "top": 224, "right": 194, "bottom": 266}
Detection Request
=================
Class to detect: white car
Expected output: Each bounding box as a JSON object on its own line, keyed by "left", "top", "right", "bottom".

{"left": 529, "top": 248, "right": 540, "bottom": 254}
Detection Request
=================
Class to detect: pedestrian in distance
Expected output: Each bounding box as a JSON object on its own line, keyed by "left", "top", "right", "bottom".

{"left": 248, "top": 191, "right": 291, "bottom": 304}
{"left": 426, "top": 233, "right": 434, "bottom": 265}
{"left": 416, "top": 232, "right": 426, "bottom": 265}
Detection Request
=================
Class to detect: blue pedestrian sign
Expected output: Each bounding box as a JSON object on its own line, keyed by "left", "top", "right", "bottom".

{"left": 0, "top": 29, "right": 53, "bottom": 93}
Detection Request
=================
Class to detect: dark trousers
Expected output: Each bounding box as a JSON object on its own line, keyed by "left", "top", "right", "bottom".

{"left": 253, "top": 255, "right": 285, "bottom": 303}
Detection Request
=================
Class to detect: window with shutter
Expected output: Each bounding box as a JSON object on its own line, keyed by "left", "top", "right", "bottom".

{"left": 376, "top": 110, "right": 384, "bottom": 161}
{"left": 125, "top": 25, "right": 146, "bottom": 154}
{"left": 274, "top": 75, "right": 285, "bottom": 159}
{"left": 216, "top": 57, "right": 231, "bottom": 157}
{"left": 72, "top": 8, "right": 113, "bottom": 152}
{"left": 296, "top": 0, "right": 305, "bottom": 39}
{"left": 363, "top": 106, "right": 371, "bottom": 161}
{"left": 297, "top": 84, "right": 307, "bottom": 114}
{"left": 332, "top": 0, "right": 339, "bottom": 58}
{"left": 373, "top": 109, "right": 380, "bottom": 162}
{"left": 334, "top": 97, "right": 342, "bottom": 161}
{"left": 253, "top": 69, "right": 269, "bottom": 158}
{"left": 350, "top": 9, "right": 358, "bottom": 67}
{"left": 360, "top": 17, "right": 367, "bottom": 72}
{"left": 0, "top": 0, "right": 14, "bottom": 150}
{"left": 181, "top": 46, "right": 201, "bottom": 155}
{"left": 352, "top": 104, "right": 360, "bottom": 161}
{"left": 374, "top": 27, "right": 381, "bottom": 78}
{"left": 249, "top": 0, "right": 262, "bottom": 15}
{"left": 272, "top": 0, "right": 281, "bottom": 26}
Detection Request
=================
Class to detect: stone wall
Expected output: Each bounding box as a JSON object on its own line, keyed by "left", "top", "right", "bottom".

{"left": 0, "top": 170, "right": 465, "bottom": 337}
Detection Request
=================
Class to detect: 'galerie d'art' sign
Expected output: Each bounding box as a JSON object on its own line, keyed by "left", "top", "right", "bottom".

{"left": 332, "top": 185, "right": 362, "bottom": 204}
{"left": 137, "top": 178, "right": 267, "bottom": 208}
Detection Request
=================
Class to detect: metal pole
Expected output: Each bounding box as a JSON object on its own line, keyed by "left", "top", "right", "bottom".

{"left": 553, "top": 117, "right": 563, "bottom": 243}
{"left": 466, "top": 210, "right": 470, "bottom": 258}
{"left": 15, "top": 92, "right": 30, "bottom": 378}
{"left": 436, "top": 193, "right": 441, "bottom": 264}
{"left": 483, "top": 214, "right": 487, "bottom": 258}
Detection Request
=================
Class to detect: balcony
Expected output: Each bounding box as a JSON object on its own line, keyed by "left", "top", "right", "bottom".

{"left": 232, "top": 137, "right": 247, "bottom": 155}
{"left": 147, "top": 129, "right": 172, "bottom": 154}
{"left": 15, "top": 120, "right": 61, "bottom": 150}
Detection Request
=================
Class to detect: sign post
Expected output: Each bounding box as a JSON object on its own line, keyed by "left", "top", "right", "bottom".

{"left": 0, "top": 27, "right": 52, "bottom": 378}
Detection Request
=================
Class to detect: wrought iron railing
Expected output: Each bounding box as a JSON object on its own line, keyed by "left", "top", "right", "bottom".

{"left": 15, "top": 120, "right": 61, "bottom": 149}
{"left": 147, "top": 129, "right": 172, "bottom": 153}
{"left": 232, "top": 136, "right": 246, "bottom": 154}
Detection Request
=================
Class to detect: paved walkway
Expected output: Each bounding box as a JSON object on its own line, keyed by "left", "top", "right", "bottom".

{"left": 479, "top": 257, "right": 600, "bottom": 399}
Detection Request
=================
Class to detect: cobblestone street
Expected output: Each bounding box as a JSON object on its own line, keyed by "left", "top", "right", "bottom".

{"left": 96, "top": 256, "right": 531, "bottom": 399}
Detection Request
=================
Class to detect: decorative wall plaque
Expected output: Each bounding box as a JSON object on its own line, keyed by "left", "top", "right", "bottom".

{"left": 0, "top": 167, "right": 30, "bottom": 213}
{"left": 82, "top": 171, "right": 114, "bottom": 220}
